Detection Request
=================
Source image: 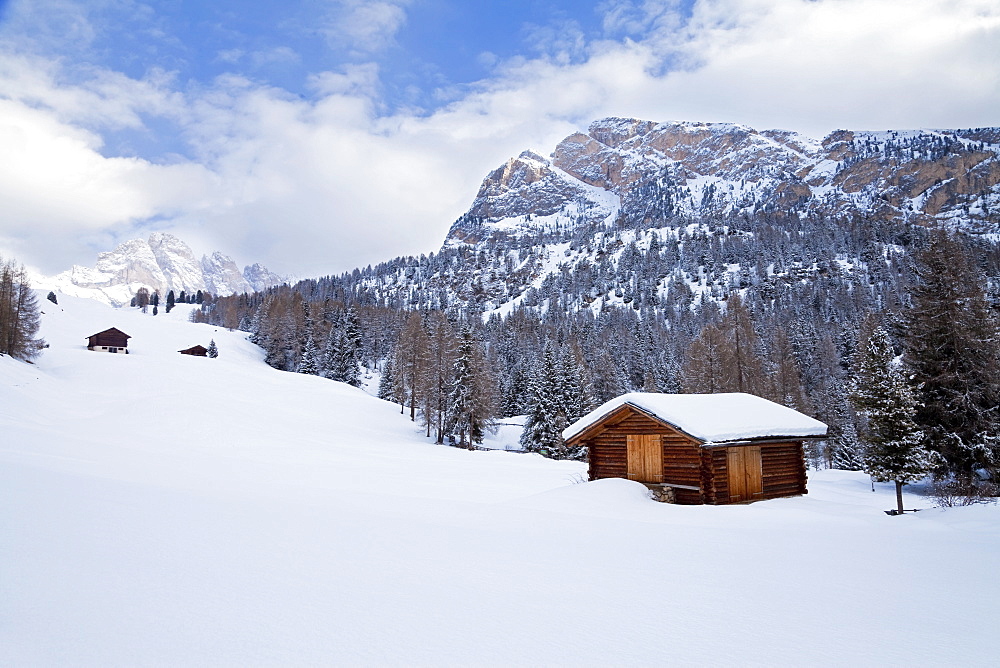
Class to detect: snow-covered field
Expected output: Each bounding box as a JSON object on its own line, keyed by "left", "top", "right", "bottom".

{"left": 2, "top": 294, "right": 997, "bottom": 666}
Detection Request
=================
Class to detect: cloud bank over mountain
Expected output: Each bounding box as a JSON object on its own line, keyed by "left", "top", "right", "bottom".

{"left": 1, "top": 0, "right": 998, "bottom": 277}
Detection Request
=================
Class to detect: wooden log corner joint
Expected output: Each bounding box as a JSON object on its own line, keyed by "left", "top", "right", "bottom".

{"left": 563, "top": 392, "right": 828, "bottom": 505}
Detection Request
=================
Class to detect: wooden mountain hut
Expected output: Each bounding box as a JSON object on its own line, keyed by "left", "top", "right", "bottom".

{"left": 178, "top": 345, "right": 208, "bottom": 357}
{"left": 85, "top": 327, "right": 131, "bottom": 354}
{"left": 563, "top": 392, "right": 827, "bottom": 504}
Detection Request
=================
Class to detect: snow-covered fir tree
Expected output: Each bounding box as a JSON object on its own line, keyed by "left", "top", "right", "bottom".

{"left": 520, "top": 344, "right": 573, "bottom": 459}
{"left": 377, "top": 355, "right": 402, "bottom": 408}
{"left": 850, "top": 326, "right": 935, "bottom": 514}
{"left": 298, "top": 302, "right": 319, "bottom": 375}
{"left": 207, "top": 339, "right": 219, "bottom": 358}
{"left": 444, "top": 326, "right": 496, "bottom": 448}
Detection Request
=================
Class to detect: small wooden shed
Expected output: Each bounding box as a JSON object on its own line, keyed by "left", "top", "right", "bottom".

{"left": 563, "top": 392, "right": 827, "bottom": 504}
{"left": 85, "top": 327, "right": 131, "bottom": 354}
{"left": 178, "top": 345, "right": 208, "bottom": 357}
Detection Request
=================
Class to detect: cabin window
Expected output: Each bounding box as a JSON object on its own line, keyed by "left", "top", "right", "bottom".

{"left": 109, "top": 347, "right": 117, "bottom": 353}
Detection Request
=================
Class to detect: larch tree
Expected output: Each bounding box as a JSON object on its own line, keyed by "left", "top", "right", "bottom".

{"left": 0, "top": 256, "right": 44, "bottom": 360}
{"left": 135, "top": 287, "right": 150, "bottom": 312}
{"left": 683, "top": 323, "right": 727, "bottom": 393}
{"left": 850, "top": 326, "right": 935, "bottom": 514}
{"left": 719, "top": 294, "right": 765, "bottom": 395}
{"left": 421, "top": 311, "right": 456, "bottom": 443}
{"left": 396, "top": 311, "right": 429, "bottom": 422}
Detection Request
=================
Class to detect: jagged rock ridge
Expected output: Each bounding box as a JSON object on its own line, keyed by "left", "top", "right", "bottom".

{"left": 445, "top": 118, "right": 1000, "bottom": 246}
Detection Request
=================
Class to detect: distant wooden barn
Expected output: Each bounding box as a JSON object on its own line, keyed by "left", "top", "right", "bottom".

{"left": 178, "top": 345, "right": 208, "bottom": 357}
{"left": 563, "top": 393, "right": 827, "bottom": 504}
{"left": 85, "top": 327, "right": 131, "bottom": 354}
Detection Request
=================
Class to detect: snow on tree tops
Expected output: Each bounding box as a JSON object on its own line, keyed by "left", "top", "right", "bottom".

{"left": 563, "top": 392, "right": 828, "bottom": 444}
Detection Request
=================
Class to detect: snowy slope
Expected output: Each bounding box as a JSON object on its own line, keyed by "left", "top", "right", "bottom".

{"left": 1, "top": 295, "right": 997, "bottom": 666}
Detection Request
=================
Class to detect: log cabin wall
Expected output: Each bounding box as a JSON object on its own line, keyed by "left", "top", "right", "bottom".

{"left": 760, "top": 442, "right": 808, "bottom": 499}
{"left": 706, "top": 442, "right": 807, "bottom": 504}
{"left": 583, "top": 406, "right": 705, "bottom": 504}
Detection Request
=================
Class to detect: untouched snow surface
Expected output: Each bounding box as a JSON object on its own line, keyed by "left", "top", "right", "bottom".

{"left": 1, "top": 295, "right": 997, "bottom": 666}
{"left": 563, "top": 392, "right": 829, "bottom": 443}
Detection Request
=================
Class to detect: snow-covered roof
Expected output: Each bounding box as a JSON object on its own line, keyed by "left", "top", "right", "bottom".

{"left": 562, "top": 392, "right": 828, "bottom": 444}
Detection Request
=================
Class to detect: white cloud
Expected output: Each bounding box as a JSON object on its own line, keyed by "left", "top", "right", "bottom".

{"left": 320, "top": 0, "right": 411, "bottom": 55}
{"left": 3, "top": 0, "right": 1000, "bottom": 280}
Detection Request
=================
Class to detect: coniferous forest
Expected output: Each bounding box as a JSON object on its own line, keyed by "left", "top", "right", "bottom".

{"left": 198, "top": 211, "right": 1000, "bottom": 491}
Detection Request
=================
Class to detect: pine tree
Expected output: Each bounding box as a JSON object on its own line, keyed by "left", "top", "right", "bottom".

{"left": 298, "top": 302, "right": 319, "bottom": 375}
{"left": 830, "top": 425, "right": 866, "bottom": 471}
{"left": 166, "top": 290, "right": 175, "bottom": 313}
{"left": 299, "top": 333, "right": 320, "bottom": 374}
{"left": 377, "top": 354, "right": 402, "bottom": 408}
{"left": 904, "top": 230, "right": 1000, "bottom": 478}
{"left": 850, "top": 326, "right": 935, "bottom": 514}
{"left": 445, "top": 326, "right": 496, "bottom": 448}
{"left": 520, "top": 345, "right": 570, "bottom": 458}
{"left": 322, "top": 308, "right": 362, "bottom": 386}
{"left": 207, "top": 339, "right": 219, "bottom": 358}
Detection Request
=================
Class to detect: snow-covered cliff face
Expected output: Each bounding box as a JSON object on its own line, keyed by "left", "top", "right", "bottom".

{"left": 445, "top": 117, "right": 1000, "bottom": 247}
{"left": 39, "top": 234, "right": 284, "bottom": 306}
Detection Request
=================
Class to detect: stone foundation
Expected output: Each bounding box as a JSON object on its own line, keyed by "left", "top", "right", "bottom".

{"left": 644, "top": 484, "right": 676, "bottom": 503}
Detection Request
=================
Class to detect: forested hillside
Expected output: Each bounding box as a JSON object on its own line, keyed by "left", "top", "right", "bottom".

{"left": 195, "top": 118, "right": 1000, "bottom": 483}
{"left": 200, "top": 209, "right": 1000, "bottom": 477}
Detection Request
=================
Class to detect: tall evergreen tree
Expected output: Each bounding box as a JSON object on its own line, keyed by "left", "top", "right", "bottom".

{"left": 904, "top": 231, "right": 1000, "bottom": 478}
{"left": 299, "top": 333, "right": 320, "bottom": 374}
{"left": 445, "top": 326, "right": 496, "bottom": 448}
{"left": 207, "top": 339, "right": 219, "bottom": 358}
{"left": 520, "top": 344, "right": 571, "bottom": 458}
{"left": 298, "top": 302, "right": 319, "bottom": 375}
{"left": 377, "top": 354, "right": 403, "bottom": 409}
{"left": 851, "top": 326, "right": 935, "bottom": 514}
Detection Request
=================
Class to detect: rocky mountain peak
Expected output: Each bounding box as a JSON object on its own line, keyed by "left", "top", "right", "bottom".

{"left": 38, "top": 233, "right": 285, "bottom": 306}
{"left": 445, "top": 117, "right": 1000, "bottom": 248}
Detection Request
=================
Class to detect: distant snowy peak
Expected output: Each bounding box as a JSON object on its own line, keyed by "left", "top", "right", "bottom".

{"left": 445, "top": 117, "right": 1000, "bottom": 246}
{"left": 202, "top": 251, "right": 252, "bottom": 296}
{"left": 40, "top": 233, "right": 285, "bottom": 306}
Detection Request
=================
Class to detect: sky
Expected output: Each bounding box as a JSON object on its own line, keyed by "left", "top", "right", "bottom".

{"left": 0, "top": 0, "right": 998, "bottom": 279}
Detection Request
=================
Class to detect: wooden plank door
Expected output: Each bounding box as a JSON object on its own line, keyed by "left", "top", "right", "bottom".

{"left": 627, "top": 434, "right": 663, "bottom": 483}
{"left": 727, "top": 446, "right": 763, "bottom": 502}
